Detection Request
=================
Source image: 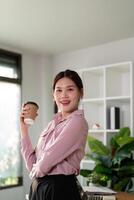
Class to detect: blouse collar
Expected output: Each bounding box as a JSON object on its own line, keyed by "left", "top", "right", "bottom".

{"left": 53, "top": 109, "right": 84, "bottom": 124}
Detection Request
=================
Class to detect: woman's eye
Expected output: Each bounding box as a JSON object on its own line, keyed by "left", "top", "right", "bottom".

{"left": 56, "top": 89, "right": 62, "bottom": 92}
{"left": 68, "top": 88, "right": 74, "bottom": 91}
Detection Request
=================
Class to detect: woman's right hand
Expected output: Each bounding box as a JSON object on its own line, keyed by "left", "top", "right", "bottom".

{"left": 20, "top": 104, "right": 30, "bottom": 138}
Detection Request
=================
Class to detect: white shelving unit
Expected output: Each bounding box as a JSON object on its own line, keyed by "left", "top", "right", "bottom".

{"left": 78, "top": 61, "right": 134, "bottom": 186}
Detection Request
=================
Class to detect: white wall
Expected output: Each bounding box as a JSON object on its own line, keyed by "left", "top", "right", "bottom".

{"left": 0, "top": 46, "right": 53, "bottom": 200}
{"left": 53, "top": 37, "right": 134, "bottom": 74}
{"left": 1, "top": 36, "right": 134, "bottom": 199}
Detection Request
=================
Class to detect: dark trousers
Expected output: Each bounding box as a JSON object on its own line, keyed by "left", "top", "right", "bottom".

{"left": 29, "top": 174, "right": 82, "bottom": 200}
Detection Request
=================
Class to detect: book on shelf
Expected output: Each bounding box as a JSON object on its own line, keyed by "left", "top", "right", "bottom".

{"left": 110, "top": 106, "right": 120, "bottom": 129}
{"left": 83, "top": 183, "right": 117, "bottom": 200}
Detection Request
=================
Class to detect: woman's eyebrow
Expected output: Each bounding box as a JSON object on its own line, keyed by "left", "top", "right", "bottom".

{"left": 55, "top": 85, "right": 76, "bottom": 89}
{"left": 66, "top": 85, "right": 76, "bottom": 88}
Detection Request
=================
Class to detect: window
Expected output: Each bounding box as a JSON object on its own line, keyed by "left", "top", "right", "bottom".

{"left": 0, "top": 49, "right": 22, "bottom": 189}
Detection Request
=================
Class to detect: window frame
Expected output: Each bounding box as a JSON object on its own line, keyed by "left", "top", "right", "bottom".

{"left": 0, "top": 48, "right": 22, "bottom": 84}
{"left": 0, "top": 49, "right": 23, "bottom": 189}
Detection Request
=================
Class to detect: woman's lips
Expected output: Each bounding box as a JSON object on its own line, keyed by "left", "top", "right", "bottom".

{"left": 60, "top": 100, "right": 70, "bottom": 105}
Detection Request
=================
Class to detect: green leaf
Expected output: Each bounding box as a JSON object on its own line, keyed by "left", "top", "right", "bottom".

{"left": 83, "top": 128, "right": 134, "bottom": 191}
{"left": 113, "top": 141, "right": 134, "bottom": 164}
{"left": 117, "top": 136, "right": 134, "bottom": 147}
{"left": 111, "top": 127, "right": 133, "bottom": 148}
{"left": 113, "top": 177, "right": 132, "bottom": 191}
{"left": 88, "top": 153, "right": 112, "bottom": 168}
{"left": 94, "top": 164, "right": 112, "bottom": 175}
{"left": 87, "top": 135, "right": 110, "bottom": 156}
{"left": 116, "top": 165, "right": 134, "bottom": 177}
{"left": 80, "top": 169, "right": 92, "bottom": 177}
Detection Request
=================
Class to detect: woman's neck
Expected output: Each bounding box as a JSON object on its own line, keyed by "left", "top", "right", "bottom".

{"left": 61, "top": 109, "right": 78, "bottom": 120}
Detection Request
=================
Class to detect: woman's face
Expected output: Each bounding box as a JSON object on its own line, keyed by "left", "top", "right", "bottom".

{"left": 53, "top": 77, "right": 82, "bottom": 117}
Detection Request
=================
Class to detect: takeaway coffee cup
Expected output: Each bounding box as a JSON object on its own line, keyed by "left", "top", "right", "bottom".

{"left": 24, "top": 101, "right": 39, "bottom": 125}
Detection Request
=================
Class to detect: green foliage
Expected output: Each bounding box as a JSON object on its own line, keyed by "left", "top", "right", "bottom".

{"left": 88, "top": 136, "right": 110, "bottom": 155}
{"left": 80, "top": 127, "right": 134, "bottom": 192}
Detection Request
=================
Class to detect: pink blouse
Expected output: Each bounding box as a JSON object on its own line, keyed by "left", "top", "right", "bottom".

{"left": 21, "top": 109, "right": 88, "bottom": 178}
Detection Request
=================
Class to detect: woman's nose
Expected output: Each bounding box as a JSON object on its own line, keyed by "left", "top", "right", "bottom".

{"left": 61, "top": 90, "right": 68, "bottom": 97}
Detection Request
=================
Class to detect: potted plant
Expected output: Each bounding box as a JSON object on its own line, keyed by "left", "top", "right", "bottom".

{"left": 80, "top": 127, "right": 134, "bottom": 192}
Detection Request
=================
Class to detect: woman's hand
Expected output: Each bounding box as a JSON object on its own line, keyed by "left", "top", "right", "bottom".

{"left": 20, "top": 104, "right": 30, "bottom": 138}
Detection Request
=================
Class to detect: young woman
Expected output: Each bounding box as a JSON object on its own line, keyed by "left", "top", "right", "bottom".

{"left": 20, "top": 69, "right": 88, "bottom": 200}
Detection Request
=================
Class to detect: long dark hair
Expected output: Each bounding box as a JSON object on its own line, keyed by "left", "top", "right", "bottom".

{"left": 53, "top": 69, "right": 83, "bottom": 91}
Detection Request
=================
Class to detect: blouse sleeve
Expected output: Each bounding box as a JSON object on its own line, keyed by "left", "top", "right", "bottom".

{"left": 21, "top": 120, "right": 54, "bottom": 172}
{"left": 20, "top": 134, "right": 36, "bottom": 172}
{"left": 32, "top": 115, "right": 88, "bottom": 177}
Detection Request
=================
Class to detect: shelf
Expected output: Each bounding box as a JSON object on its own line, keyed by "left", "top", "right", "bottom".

{"left": 78, "top": 62, "right": 133, "bottom": 186}
{"left": 82, "top": 68, "right": 104, "bottom": 99}
{"left": 106, "top": 129, "right": 119, "bottom": 132}
{"left": 83, "top": 101, "right": 104, "bottom": 129}
{"left": 106, "top": 64, "right": 131, "bottom": 97}
{"left": 89, "top": 129, "right": 105, "bottom": 133}
{"left": 106, "top": 100, "right": 131, "bottom": 129}
{"left": 106, "top": 96, "right": 130, "bottom": 101}
{"left": 89, "top": 129, "right": 120, "bottom": 133}
{"left": 88, "top": 132, "right": 105, "bottom": 143}
{"left": 83, "top": 98, "right": 104, "bottom": 103}
{"left": 79, "top": 62, "right": 132, "bottom": 135}
{"left": 78, "top": 62, "right": 132, "bottom": 136}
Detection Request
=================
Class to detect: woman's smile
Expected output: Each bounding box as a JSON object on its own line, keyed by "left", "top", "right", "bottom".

{"left": 60, "top": 100, "right": 71, "bottom": 106}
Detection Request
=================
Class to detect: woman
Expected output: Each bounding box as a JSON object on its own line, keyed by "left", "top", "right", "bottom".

{"left": 20, "top": 69, "right": 88, "bottom": 200}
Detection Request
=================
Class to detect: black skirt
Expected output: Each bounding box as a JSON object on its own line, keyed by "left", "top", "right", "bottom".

{"left": 29, "top": 174, "right": 82, "bottom": 200}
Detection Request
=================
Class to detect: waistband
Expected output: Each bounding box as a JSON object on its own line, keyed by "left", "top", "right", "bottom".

{"left": 38, "top": 174, "right": 75, "bottom": 180}
{"left": 32, "top": 174, "right": 76, "bottom": 185}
